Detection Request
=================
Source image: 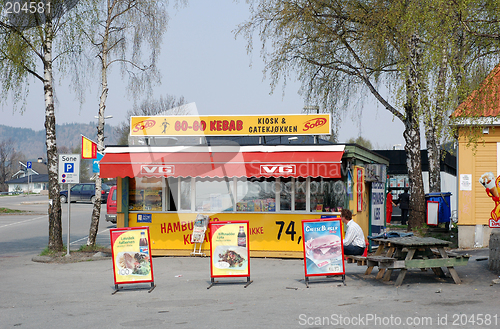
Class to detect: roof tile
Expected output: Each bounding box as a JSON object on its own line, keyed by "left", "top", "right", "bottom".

{"left": 452, "top": 64, "right": 500, "bottom": 118}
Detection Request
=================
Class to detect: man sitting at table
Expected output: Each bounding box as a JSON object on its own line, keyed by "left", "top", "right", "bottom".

{"left": 341, "top": 209, "right": 366, "bottom": 256}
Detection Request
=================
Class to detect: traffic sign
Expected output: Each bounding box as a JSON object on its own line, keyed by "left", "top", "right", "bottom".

{"left": 93, "top": 152, "right": 104, "bottom": 173}
{"left": 27, "top": 161, "right": 32, "bottom": 169}
{"left": 58, "top": 154, "right": 80, "bottom": 184}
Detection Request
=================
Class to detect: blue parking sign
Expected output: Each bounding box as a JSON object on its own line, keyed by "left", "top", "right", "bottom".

{"left": 65, "top": 163, "right": 74, "bottom": 173}
{"left": 59, "top": 154, "right": 80, "bottom": 184}
{"left": 27, "top": 161, "right": 32, "bottom": 169}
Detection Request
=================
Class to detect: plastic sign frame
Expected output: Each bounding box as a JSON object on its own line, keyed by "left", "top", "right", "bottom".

{"left": 209, "top": 221, "right": 250, "bottom": 279}
{"left": 58, "top": 154, "right": 80, "bottom": 184}
{"left": 426, "top": 201, "right": 440, "bottom": 226}
{"left": 110, "top": 227, "right": 155, "bottom": 290}
{"left": 302, "top": 218, "right": 345, "bottom": 279}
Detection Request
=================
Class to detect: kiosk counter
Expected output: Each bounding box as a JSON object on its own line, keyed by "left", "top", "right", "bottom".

{"left": 100, "top": 144, "right": 346, "bottom": 258}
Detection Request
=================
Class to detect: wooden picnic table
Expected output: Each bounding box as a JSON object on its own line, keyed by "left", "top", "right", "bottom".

{"left": 366, "top": 236, "right": 469, "bottom": 287}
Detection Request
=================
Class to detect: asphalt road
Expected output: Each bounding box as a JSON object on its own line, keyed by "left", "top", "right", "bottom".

{"left": 2, "top": 195, "right": 500, "bottom": 329}
{"left": 0, "top": 194, "right": 113, "bottom": 256}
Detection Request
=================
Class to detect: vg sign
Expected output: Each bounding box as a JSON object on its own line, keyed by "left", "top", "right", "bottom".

{"left": 58, "top": 154, "right": 81, "bottom": 184}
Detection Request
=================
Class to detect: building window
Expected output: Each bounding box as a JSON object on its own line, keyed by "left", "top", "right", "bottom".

{"left": 295, "top": 178, "right": 307, "bottom": 211}
{"left": 179, "top": 177, "right": 192, "bottom": 211}
{"left": 236, "top": 177, "right": 276, "bottom": 212}
{"left": 310, "top": 178, "right": 345, "bottom": 212}
{"left": 166, "top": 177, "right": 178, "bottom": 211}
{"left": 279, "top": 178, "right": 293, "bottom": 211}
{"left": 195, "top": 178, "right": 234, "bottom": 212}
{"left": 127, "top": 176, "right": 346, "bottom": 213}
{"left": 129, "top": 177, "right": 162, "bottom": 211}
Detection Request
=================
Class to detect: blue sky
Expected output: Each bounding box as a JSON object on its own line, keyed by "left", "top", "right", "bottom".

{"left": 3, "top": 0, "right": 406, "bottom": 149}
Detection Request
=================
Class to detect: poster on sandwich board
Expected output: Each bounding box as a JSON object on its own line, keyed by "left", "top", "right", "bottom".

{"left": 110, "top": 227, "right": 154, "bottom": 287}
{"left": 302, "top": 218, "right": 345, "bottom": 277}
{"left": 209, "top": 221, "right": 250, "bottom": 279}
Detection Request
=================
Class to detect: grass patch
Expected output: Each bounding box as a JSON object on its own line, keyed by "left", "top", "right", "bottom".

{"left": 387, "top": 224, "right": 408, "bottom": 230}
{"left": 77, "top": 244, "right": 110, "bottom": 253}
{"left": 0, "top": 207, "right": 24, "bottom": 214}
{"left": 424, "top": 227, "right": 458, "bottom": 248}
{"left": 38, "top": 244, "right": 112, "bottom": 263}
{"left": 40, "top": 244, "right": 110, "bottom": 257}
{"left": 40, "top": 245, "right": 67, "bottom": 256}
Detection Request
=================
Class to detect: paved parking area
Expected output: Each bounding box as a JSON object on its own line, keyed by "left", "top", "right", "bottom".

{"left": 2, "top": 248, "right": 499, "bottom": 328}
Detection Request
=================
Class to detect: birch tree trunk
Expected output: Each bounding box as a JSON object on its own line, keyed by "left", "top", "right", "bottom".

{"left": 87, "top": 16, "right": 109, "bottom": 246}
{"left": 405, "top": 34, "right": 426, "bottom": 230}
{"left": 404, "top": 107, "right": 426, "bottom": 230}
{"left": 425, "top": 49, "right": 448, "bottom": 193}
{"left": 43, "top": 4, "right": 63, "bottom": 251}
{"left": 425, "top": 127, "right": 441, "bottom": 193}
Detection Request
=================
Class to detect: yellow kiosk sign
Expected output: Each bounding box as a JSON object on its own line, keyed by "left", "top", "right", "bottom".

{"left": 130, "top": 114, "right": 331, "bottom": 136}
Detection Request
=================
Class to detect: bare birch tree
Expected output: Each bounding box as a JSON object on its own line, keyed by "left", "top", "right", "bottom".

{"left": 419, "top": 1, "right": 500, "bottom": 193}
{"left": 238, "top": 0, "right": 500, "bottom": 228}
{"left": 0, "top": 139, "right": 25, "bottom": 191}
{"left": 116, "top": 94, "right": 188, "bottom": 145}
{"left": 0, "top": 0, "right": 92, "bottom": 251}
{"left": 448, "top": 0, "right": 500, "bottom": 138}
{"left": 84, "top": 0, "right": 186, "bottom": 246}
{"left": 238, "top": 0, "right": 428, "bottom": 228}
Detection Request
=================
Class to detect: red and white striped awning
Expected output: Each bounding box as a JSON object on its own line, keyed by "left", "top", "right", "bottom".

{"left": 100, "top": 145, "right": 345, "bottom": 179}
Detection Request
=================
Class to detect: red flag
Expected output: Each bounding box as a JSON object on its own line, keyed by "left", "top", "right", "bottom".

{"left": 81, "top": 135, "right": 97, "bottom": 159}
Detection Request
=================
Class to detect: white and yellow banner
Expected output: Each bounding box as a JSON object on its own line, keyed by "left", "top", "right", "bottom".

{"left": 81, "top": 135, "right": 97, "bottom": 159}
{"left": 130, "top": 114, "right": 331, "bottom": 136}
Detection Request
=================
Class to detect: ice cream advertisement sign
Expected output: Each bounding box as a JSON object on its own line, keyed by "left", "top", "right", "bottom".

{"left": 301, "top": 218, "right": 345, "bottom": 277}
{"left": 479, "top": 172, "right": 500, "bottom": 228}
{"left": 209, "top": 221, "right": 250, "bottom": 278}
{"left": 110, "top": 227, "right": 154, "bottom": 286}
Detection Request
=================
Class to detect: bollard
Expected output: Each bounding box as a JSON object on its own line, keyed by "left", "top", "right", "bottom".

{"left": 489, "top": 229, "right": 500, "bottom": 273}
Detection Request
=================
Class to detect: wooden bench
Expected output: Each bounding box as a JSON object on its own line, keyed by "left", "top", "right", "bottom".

{"left": 346, "top": 255, "right": 367, "bottom": 266}
{"left": 366, "top": 256, "right": 398, "bottom": 268}
{"left": 366, "top": 256, "right": 399, "bottom": 279}
{"left": 367, "top": 237, "right": 470, "bottom": 286}
{"left": 431, "top": 249, "right": 464, "bottom": 258}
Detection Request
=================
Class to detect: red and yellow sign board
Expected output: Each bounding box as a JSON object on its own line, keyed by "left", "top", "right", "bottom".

{"left": 110, "top": 227, "right": 154, "bottom": 285}
{"left": 81, "top": 135, "right": 97, "bottom": 159}
{"left": 209, "top": 221, "right": 250, "bottom": 278}
{"left": 125, "top": 212, "right": 341, "bottom": 258}
{"left": 357, "top": 167, "right": 364, "bottom": 212}
{"left": 302, "top": 218, "right": 345, "bottom": 277}
{"left": 129, "top": 114, "right": 331, "bottom": 137}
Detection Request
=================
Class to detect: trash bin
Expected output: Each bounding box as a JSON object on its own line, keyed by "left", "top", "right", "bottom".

{"left": 425, "top": 192, "right": 452, "bottom": 223}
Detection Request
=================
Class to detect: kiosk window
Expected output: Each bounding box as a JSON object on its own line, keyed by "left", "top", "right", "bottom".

{"left": 129, "top": 177, "right": 162, "bottom": 211}
{"left": 179, "top": 177, "right": 191, "bottom": 211}
{"left": 279, "top": 178, "right": 292, "bottom": 211}
{"left": 310, "top": 178, "right": 345, "bottom": 212}
{"left": 195, "top": 178, "right": 234, "bottom": 212}
{"left": 295, "top": 178, "right": 307, "bottom": 211}
{"left": 236, "top": 178, "right": 276, "bottom": 212}
{"left": 166, "top": 177, "right": 178, "bottom": 211}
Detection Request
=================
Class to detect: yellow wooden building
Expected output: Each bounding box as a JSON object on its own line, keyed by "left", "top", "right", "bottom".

{"left": 452, "top": 64, "right": 500, "bottom": 247}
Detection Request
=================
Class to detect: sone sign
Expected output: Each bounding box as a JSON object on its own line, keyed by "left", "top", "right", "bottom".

{"left": 58, "top": 154, "right": 80, "bottom": 184}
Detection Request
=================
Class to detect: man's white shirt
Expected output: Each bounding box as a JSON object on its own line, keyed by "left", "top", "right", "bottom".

{"left": 343, "top": 220, "right": 365, "bottom": 248}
